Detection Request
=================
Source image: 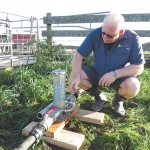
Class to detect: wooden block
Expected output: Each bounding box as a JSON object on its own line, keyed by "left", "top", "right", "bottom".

{"left": 43, "top": 130, "right": 85, "bottom": 150}
{"left": 46, "top": 104, "right": 80, "bottom": 138}
{"left": 22, "top": 122, "right": 85, "bottom": 150}
{"left": 74, "top": 109, "right": 105, "bottom": 124}
{"left": 22, "top": 122, "right": 38, "bottom": 136}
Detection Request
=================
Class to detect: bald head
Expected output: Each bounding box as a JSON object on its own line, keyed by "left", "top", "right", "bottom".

{"left": 103, "top": 12, "right": 125, "bottom": 30}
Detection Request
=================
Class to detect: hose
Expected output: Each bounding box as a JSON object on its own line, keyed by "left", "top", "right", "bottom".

{"left": 14, "top": 135, "right": 36, "bottom": 150}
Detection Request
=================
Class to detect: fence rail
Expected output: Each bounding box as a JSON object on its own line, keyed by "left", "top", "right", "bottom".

{"left": 42, "top": 13, "right": 150, "bottom": 50}
{"left": 43, "top": 13, "right": 150, "bottom": 24}
{"left": 42, "top": 30, "right": 150, "bottom": 37}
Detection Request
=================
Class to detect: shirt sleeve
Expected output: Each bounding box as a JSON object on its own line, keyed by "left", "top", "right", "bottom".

{"left": 77, "top": 31, "right": 95, "bottom": 57}
{"left": 129, "top": 35, "right": 145, "bottom": 65}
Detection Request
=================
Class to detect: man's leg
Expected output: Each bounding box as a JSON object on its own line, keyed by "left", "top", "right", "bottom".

{"left": 118, "top": 77, "right": 140, "bottom": 98}
{"left": 111, "top": 77, "right": 140, "bottom": 117}
{"left": 85, "top": 85, "right": 107, "bottom": 111}
{"left": 78, "top": 67, "right": 107, "bottom": 111}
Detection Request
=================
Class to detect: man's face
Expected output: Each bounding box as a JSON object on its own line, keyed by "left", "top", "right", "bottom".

{"left": 102, "top": 23, "right": 122, "bottom": 44}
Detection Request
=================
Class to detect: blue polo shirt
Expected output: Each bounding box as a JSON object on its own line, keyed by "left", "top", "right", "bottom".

{"left": 77, "top": 27, "right": 145, "bottom": 77}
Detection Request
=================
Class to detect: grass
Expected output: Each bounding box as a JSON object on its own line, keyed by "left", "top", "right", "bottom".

{"left": 0, "top": 43, "right": 150, "bottom": 150}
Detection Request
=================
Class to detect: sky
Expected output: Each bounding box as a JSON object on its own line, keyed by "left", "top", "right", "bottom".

{"left": 1, "top": 0, "right": 150, "bottom": 44}
{"left": 1, "top": 0, "right": 150, "bottom": 18}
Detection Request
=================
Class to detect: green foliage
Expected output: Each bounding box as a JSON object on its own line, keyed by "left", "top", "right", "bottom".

{"left": 0, "top": 68, "right": 14, "bottom": 85}
{"left": 0, "top": 39, "right": 150, "bottom": 150}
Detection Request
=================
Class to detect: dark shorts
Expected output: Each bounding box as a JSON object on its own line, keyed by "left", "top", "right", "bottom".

{"left": 82, "top": 66, "right": 139, "bottom": 91}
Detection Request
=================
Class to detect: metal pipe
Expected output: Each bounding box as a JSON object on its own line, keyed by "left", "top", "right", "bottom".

{"left": 63, "top": 101, "right": 76, "bottom": 112}
{"left": 29, "top": 16, "right": 33, "bottom": 41}
{"left": 14, "top": 135, "right": 36, "bottom": 150}
{"left": 49, "top": 108, "right": 62, "bottom": 121}
{"left": 66, "top": 89, "right": 84, "bottom": 103}
{"left": 0, "top": 11, "right": 30, "bottom": 19}
{"left": 43, "top": 106, "right": 57, "bottom": 120}
{"left": 15, "top": 117, "right": 54, "bottom": 150}
{"left": 40, "top": 117, "right": 54, "bottom": 130}
{"left": 11, "top": 19, "right": 31, "bottom": 22}
{"left": 37, "top": 102, "right": 53, "bottom": 119}
{"left": 11, "top": 25, "right": 91, "bottom": 30}
{"left": 35, "top": 17, "right": 39, "bottom": 40}
{"left": 0, "top": 27, "right": 37, "bottom": 33}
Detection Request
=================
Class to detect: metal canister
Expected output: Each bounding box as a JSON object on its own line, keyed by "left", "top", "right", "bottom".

{"left": 52, "top": 69, "right": 66, "bottom": 108}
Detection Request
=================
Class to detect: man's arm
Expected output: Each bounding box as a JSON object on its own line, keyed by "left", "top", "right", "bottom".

{"left": 68, "top": 51, "right": 83, "bottom": 93}
{"left": 71, "top": 51, "right": 83, "bottom": 77}
{"left": 99, "top": 64, "right": 144, "bottom": 87}
{"left": 115, "top": 64, "right": 144, "bottom": 78}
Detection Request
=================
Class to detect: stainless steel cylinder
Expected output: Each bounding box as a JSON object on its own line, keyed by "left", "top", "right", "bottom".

{"left": 52, "top": 69, "right": 66, "bottom": 108}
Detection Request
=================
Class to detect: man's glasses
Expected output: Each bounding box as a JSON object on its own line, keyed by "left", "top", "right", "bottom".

{"left": 101, "top": 31, "right": 119, "bottom": 38}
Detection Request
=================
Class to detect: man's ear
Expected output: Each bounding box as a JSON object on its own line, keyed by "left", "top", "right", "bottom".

{"left": 119, "top": 29, "right": 124, "bottom": 35}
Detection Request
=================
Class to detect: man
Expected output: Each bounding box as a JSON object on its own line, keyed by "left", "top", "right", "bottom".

{"left": 68, "top": 12, "right": 145, "bottom": 117}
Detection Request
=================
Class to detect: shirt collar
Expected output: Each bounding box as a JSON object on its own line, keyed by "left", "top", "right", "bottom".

{"left": 119, "top": 29, "right": 128, "bottom": 40}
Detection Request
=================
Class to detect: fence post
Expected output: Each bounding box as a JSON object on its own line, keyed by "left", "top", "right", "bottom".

{"left": 46, "top": 13, "right": 52, "bottom": 46}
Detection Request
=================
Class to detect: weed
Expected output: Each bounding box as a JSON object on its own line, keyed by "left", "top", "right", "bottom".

{"left": 0, "top": 41, "right": 150, "bottom": 150}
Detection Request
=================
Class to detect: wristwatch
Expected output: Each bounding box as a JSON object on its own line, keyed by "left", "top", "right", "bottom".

{"left": 113, "top": 70, "right": 118, "bottom": 79}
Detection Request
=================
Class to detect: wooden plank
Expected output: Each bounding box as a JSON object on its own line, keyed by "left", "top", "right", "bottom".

{"left": 43, "top": 130, "right": 85, "bottom": 150}
{"left": 42, "top": 30, "right": 90, "bottom": 37}
{"left": 62, "top": 44, "right": 150, "bottom": 51}
{"left": 43, "top": 14, "right": 106, "bottom": 24}
{"left": 63, "top": 45, "right": 79, "bottom": 49}
{"left": 22, "top": 122, "right": 37, "bottom": 136}
{"left": 46, "top": 13, "right": 52, "bottom": 45}
{"left": 42, "top": 30, "right": 150, "bottom": 37}
{"left": 43, "top": 13, "right": 150, "bottom": 24}
{"left": 22, "top": 108, "right": 105, "bottom": 149}
{"left": 123, "top": 13, "right": 150, "bottom": 22}
{"left": 46, "top": 104, "right": 80, "bottom": 138}
{"left": 134, "top": 30, "right": 150, "bottom": 37}
{"left": 22, "top": 122, "right": 85, "bottom": 150}
{"left": 74, "top": 109, "right": 105, "bottom": 124}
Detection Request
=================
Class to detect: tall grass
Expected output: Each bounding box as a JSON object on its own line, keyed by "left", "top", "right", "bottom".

{"left": 0, "top": 41, "right": 150, "bottom": 150}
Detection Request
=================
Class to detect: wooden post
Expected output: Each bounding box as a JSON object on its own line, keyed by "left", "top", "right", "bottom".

{"left": 46, "top": 13, "right": 52, "bottom": 46}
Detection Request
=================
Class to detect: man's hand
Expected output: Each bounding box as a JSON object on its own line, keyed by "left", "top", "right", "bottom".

{"left": 99, "top": 71, "right": 116, "bottom": 86}
{"left": 68, "top": 72, "right": 80, "bottom": 93}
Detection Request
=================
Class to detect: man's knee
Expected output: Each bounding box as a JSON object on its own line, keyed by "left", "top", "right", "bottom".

{"left": 120, "top": 77, "right": 140, "bottom": 98}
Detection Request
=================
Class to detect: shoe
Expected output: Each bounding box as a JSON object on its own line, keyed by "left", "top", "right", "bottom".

{"left": 112, "top": 94, "right": 125, "bottom": 117}
{"left": 90, "top": 93, "right": 107, "bottom": 111}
